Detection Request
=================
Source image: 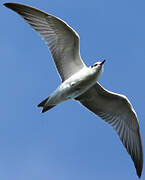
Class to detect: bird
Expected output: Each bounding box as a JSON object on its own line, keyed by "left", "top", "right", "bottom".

{"left": 4, "top": 2, "right": 143, "bottom": 178}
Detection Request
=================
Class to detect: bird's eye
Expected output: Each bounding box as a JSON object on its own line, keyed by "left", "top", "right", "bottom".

{"left": 91, "top": 63, "right": 98, "bottom": 68}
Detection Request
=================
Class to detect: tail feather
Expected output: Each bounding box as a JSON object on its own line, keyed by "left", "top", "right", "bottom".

{"left": 41, "top": 105, "right": 56, "bottom": 113}
{"left": 37, "top": 97, "right": 49, "bottom": 107}
{"left": 38, "top": 96, "right": 56, "bottom": 113}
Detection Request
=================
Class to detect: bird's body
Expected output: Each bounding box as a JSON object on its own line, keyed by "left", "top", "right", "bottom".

{"left": 40, "top": 65, "right": 103, "bottom": 109}
{"left": 4, "top": 2, "right": 143, "bottom": 178}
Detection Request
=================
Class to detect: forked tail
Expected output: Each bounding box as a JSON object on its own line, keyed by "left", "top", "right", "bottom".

{"left": 37, "top": 96, "right": 56, "bottom": 113}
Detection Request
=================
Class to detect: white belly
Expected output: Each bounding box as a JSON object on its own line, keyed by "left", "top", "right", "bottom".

{"left": 47, "top": 67, "right": 101, "bottom": 105}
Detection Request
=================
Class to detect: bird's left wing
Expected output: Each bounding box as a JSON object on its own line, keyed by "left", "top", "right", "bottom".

{"left": 75, "top": 82, "right": 143, "bottom": 178}
{"left": 4, "top": 3, "right": 85, "bottom": 82}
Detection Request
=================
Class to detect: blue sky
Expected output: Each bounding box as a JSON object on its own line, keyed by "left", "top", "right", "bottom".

{"left": 1, "top": 0, "right": 145, "bottom": 179}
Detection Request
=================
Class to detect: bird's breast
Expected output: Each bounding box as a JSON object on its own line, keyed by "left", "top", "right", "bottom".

{"left": 49, "top": 67, "right": 102, "bottom": 104}
{"left": 61, "top": 67, "right": 101, "bottom": 98}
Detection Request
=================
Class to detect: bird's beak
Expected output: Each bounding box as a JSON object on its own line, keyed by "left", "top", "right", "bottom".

{"left": 100, "top": 59, "right": 106, "bottom": 65}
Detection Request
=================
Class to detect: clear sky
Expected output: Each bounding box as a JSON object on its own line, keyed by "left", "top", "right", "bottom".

{"left": 1, "top": 0, "right": 145, "bottom": 179}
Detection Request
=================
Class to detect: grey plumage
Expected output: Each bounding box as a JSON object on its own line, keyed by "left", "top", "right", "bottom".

{"left": 4, "top": 2, "right": 143, "bottom": 177}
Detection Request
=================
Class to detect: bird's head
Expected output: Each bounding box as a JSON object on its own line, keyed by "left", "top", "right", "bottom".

{"left": 90, "top": 59, "right": 106, "bottom": 73}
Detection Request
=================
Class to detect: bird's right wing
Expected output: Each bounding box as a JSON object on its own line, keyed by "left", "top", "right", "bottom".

{"left": 76, "top": 82, "right": 143, "bottom": 177}
{"left": 4, "top": 3, "right": 86, "bottom": 81}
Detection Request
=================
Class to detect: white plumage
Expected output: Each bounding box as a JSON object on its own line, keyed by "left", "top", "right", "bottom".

{"left": 4, "top": 3, "right": 143, "bottom": 178}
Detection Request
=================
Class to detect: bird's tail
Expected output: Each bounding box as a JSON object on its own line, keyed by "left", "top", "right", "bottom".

{"left": 37, "top": 96, "right": 56, "bottom": 113}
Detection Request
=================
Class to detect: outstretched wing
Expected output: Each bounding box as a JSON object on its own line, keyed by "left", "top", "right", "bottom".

{"left": 76, "top": 82, "right": 143, "bottom": 178}
{"left": 4, "top": 3, "right": 85, "bottom": 81}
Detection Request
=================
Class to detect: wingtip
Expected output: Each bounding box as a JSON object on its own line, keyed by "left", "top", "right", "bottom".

{"left": 3, "top": 2, "right": 12, "bottom": 8}
{"left": 3, "top": 2, "right": 25, "bottom": 11}
{"left": 3, "top": 3, "right": 7, "bottom": 7}
{"left": 133, "top": 131, "right": 143, "bottom": 178}
{"left": 3, "top": 3, "right": 17, "bottom": 11}
{"left": 136, "top": 158, "right": 143, "bottom": 178}
{"left": 136, "top": 168, "right": 142, "bottom": 178}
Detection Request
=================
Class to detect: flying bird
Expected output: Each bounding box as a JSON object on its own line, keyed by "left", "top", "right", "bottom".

{"left": 4, "top": 2, "right": 143, "bottom": 178}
